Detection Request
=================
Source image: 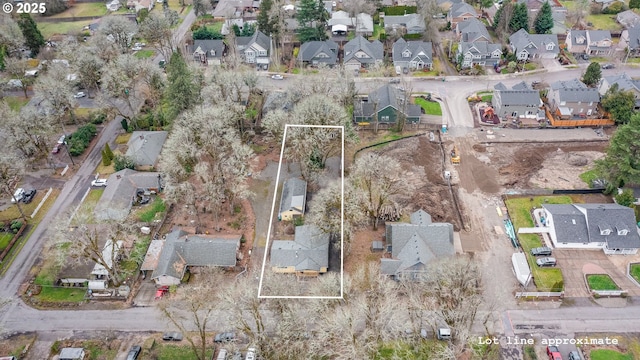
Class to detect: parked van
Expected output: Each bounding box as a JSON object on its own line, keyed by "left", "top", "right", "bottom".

{"left": 215, "top": 349, "right": 227, "bottom": 360}
{"left": 437, "top": 328, "right": 452, "bottom": 340}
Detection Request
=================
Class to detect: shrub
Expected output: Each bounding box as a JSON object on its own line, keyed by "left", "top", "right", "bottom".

{"left": 10, "top": 220, "right": 22, "bottom": 233}
{"left": 67, "top": 124, "right": 97, "bottom": 156}
{"left": 602, "top": 1, "right": 625, "bottom": 13}
{"left": 90, "top": 112, "right": 107, "bottom": 124}
{"left": 114, "top": 154, "right": 135, "bottom": 171}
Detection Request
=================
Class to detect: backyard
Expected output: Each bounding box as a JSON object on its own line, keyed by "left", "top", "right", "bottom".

{"left": 414, "top": 97, "right": 442, "bottom": 115}
{"left": 38, "top": 20, "right": 93, "bottom": 39}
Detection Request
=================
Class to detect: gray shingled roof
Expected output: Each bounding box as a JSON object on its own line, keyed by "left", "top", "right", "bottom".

{"left": 191, "top": 40, "right": 225, "bottom": 59}
{"left": 271, "top": 225, "right": 329, "bottom": 271}
{"left": 551, "top": 79, "right": 600, "bottom": 103}
{"left": 512, "top": 81, "right": 533, "bottom": 91}
{"left": 126, "top": 131, "right": 168, "bottom": 167}
{"left": 392, "top": 38, "right": 433, "bottom": 66}
{"left": 279, "top": 178, "right": 307, "bottom": 216}
{"left": 384, "top": 13, "right": 426, "bottom": 31}
{"left": 297, "top": 40, "right": 338, "bottom": 64}
{"left": 381, "top": 210, "right": 454, "bottom": 277}
{"left": 601, "top": 74, "right": 640, "bottom": 94}
{"left": 60, "top": 348, "right": 85, "bottom": 359}
{"left": 459, "top": 41, "right": 502, "bottom": 59}
{"left": 543, "top": 204, "right": 590, "bottom": 244}
{"left": 628, "top": 25, "right": 640, "bottom": 50}
{"left": 344, "top": 36, "right": 384, "bottom": 64}
{"left": 237, "top": 30, "right": 270, "bottom": 52}
{"left": 94, "top": 169, "right": 162, "bottom": 221}
{"left": 509, "top": 29, "right": 559, "bottom": 56}
{"left": 618, "top": 10, "right": 640, "bottom": 28}
{"left": 588, "top": 29, "right": 611, "bottom": 42}
{"left": 457, "top": 18, "right": 490, "bottom": 42}
{"left": 449, "top": 2, "right": 477, "bottom": 18}
{"left": 569, "top": 29, "right": 587, "bottom": 45}
{"left": 151, "top": 229, "right": 240, "bottom": 281}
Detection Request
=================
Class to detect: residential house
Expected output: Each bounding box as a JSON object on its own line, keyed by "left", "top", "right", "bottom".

{"left": 381, "top": 210, "right": 455, "bottom": 280}
{"left": 509, "top": 29, "right": 559, "bottom": 60}
{"left": 191, "top": 40, "right": 226, "bottom": 65}
{"left": 616, "top": 9, "right": 640, "bottom": 28}
{"left": 297, "top": 40, "right": 339, "bottom": 67}
{"left": 447, "top": 2, "right": 478, "bottom": 27}
{"left": 392, "top": 38, "right": 433, "bottom": 74}
{"left": 353, "top": 84, "right": 422, "bottom": 124}
{"left": 621, "top": 25, "right": 640, "bottom": 56}
{"left": 91, "top": 239, "right": 123, "bottom": 282}
{"left": 542, "top": 203, "right": 640, "bottom": 254}
{"left": 492, "top": 81, "right": 543, "bottom": 121}
{"left": 270, "top": 225, "right": 330, "bottom": 276}
{"left": 517, "top": 0, "right": 567, "bottom": 34}
{"left": 59, "top": 348, "right": 85, "bottom": 360}
{"left": 437, "top": 0, "right": 462, "bottom": 11}
{"left": 150, "top": 229, "right": 241, "bottom": 286}
{"left": 598, "top": 73, "right": 640, "bottom": 109}
{"left": 343, "top": 36, "right": 384, "bottom": 70}
{"left": 236, "top": 30, "right": 271, "bottom": 69}
{"left": 566, "top": 29, "right": 613, "bottom": 56}
{"left": 455, "top": 18, "right": 491, "bottom": 42}
{"left": 383, "top": 13, "right": 426, "bottom": 35}
{"left": 127, "top": 0, "right": 154, "bottom": 12}
{"left": 106, "top": 0, "right": 121, "bottom": 11}
{"left": 279, "top": 178, "right": 307, "bottom": 221}
{"left": 94, "top": 169, "right": 162, "bottom": 221}
{"left": 125, "top": 131, "right": 168, "bottom": 169}
{"left": 328, "top": 11, "right": 374, "bottom": 36}
{"left": 548, "top": 79, "right": 600, "bottom": 119}
{"left": 457, "top": 41, "right": 502, "bottom": 68}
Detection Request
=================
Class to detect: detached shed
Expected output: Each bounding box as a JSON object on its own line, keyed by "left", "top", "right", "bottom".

{"left": 59, "top": 348, "right": 85, "bottom": 360}
{"left": 371, "top": 241, "right": 384, "bottom": 252}
{"left": 88, "top": 280, "right": 108, "bottom": 291}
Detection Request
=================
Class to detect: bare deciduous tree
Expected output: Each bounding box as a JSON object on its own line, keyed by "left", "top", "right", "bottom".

{"left": 0, "top": 104, "right": 54, "bottom": 159}
{"left": 4, "top": 58, "right": 33, "bottom": 98}
{"left": 32, "top": 63, "right": 78, "bottom": 134}
{"left": 139, "top": 12, "right": 177, "bottom": 63}
{"left": 0, "top": 147, "right": 27, "bottom": 220}
{"left": 73, "top": 48, "right": 104, "bottom": 98}
{"left": 0, "top": 14, "right": 25, "bottom": 56}
{"left": 97, "top": 15, "right": 137, "bottom": 53}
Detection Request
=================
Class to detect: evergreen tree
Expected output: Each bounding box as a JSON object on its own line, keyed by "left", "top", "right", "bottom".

{"left": 534, "top": 1, "right": 554, "bottom": 34}
{"left": 166, "top": 52, "right": 199, "bottom": 115}
{"left": 601, "top": 84, "right": 636, "bottom": 124}
{"left": 631, "top": 0, "right": 640, "bottom": 9}
{"left": 582, "top": 62, "right": 602, "bottom": 87}
{"left": 493, "top": 4, "right": 504, "bottom": 27}
{"left": 101, "top": 150, "right": 112, "bottom": 166}
{"left": 104, "top": 143, "right": 114, "bottom": 161}
{"left": 596, "top": 113, "right": 640, "bottom": 188}
{"left": 257, "top": 0, "right": 274, "bottom": 35}
{"left": 509, "top": 3, "right": 529, "bottom": 32}
{"left": 17, "top": 13, "right": 45, "bottom": 57}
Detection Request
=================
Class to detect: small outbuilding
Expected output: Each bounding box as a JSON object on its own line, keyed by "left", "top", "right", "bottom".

{"left": 59, "top": 348, "right": 85, "bottom": 360}
{"left": 511, "top": 252, "right": 531, "bottom": 287}
{"left": 371, "top": 241, "right": 384, "bottom": 252}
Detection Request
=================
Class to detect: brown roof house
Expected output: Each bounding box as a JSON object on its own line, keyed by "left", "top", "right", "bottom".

{"left": 270, "top": 225, "right": 330, "bottom": 276}
{"left": 94, "top": 169, "right": 162, "bottom": 221}
{"left": 150, "top": 229, "right": 241, "bottom": 286}
{"left": 279, "top": 178, "right": 307, "bottom": 221}
{"left": 125, "top": 131, "right": 168, "bottom": 169}
{"left": 381, "top": 210, "right": 455, "bottom": 280}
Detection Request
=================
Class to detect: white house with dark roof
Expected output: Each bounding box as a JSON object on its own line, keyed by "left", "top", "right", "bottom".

{"left": 383, "top": 13, "right": 426, "bottom": 35}
{"left": 542, "top": 203, "right": 640, "bottom": 254}
{"left": 297, "top": 40, "right": 338, "bottom": 66}
{"left": 455, "top": 18, "right": 490, "bottom": 42}
{"left": 328, "top": 11, "right": 374, "bottom": 36}
{"left": 598, "top": 73, "right": 640, "bottom": 109}
{"left": 492, "top": 81, "right": 543, "bottom": 121}
{"left": 126, "top": 131, "right": 168, "bottom": 168}
{"left": 150, "top": 229, "right": 241, "bottom": 285}
{"left": 270, "top": 225, "right": 329, "bottom": 276}
{"left": 343, "top": 36, "right": 384, "bottom": 71}
{"left": 94, "top": 169, "right": 162, "bottom": 221}
{"left": 279, "top": 178, "right": 307, "bottom": 221}
{"left": 236, "top": 30, "right": 271, "bottom": 68}
{"left": 191, "top": 40, "right": 226, "bottom": 65}
{"left": 566, "top": 29, "right": 613, "bottom": 55}
{"left": 548, "top": 79, "right": 600, "bottom": 119}
{"left": 457, "top": 41, "right": 502, "bottom": 68}
{"left": 392, "top": 38, "right": 433, "bottom": 73}
{"left": 381, "top": 210, "right": 455, "bottom": 280}
{"left": 509, "top": 29, "right": 559, "bottom": 60}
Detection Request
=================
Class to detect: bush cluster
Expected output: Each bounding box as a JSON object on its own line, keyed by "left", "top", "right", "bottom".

{"left": 67, "top": 124, "right": 97, "bottom": 156}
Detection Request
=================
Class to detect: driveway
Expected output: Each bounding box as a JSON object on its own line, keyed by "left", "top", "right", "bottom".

{"left": 540, "top": 57, "right": 564, "bottom": 72}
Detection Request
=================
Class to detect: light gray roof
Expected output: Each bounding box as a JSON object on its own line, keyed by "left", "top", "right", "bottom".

{"left": 601, "top": 73, "right": 640, "bottom": 94}
{"left": 344, "top": 36, "right": 384, "bottom": 64}
{"left": 59, "top": 348, "right": 84, "bottom": 360}
{"left": 126, "top": 131, "right": 168, "bottom": 167}
{"left": 618, "top": 10, "right": 640, "bottom": 28}
{"left": 384, "top": 13, "right": 426, "bottom": 31}
{"left": 512, "top": 80, "right": 533, "bottom": 91}
{"left": 365, "top": 84, "right": 423, "bottom": 118}
{"left": 544, "top": 203, "right": 640, "bottom": 248}
{"left": 298, "top": 40, "right": 338, "bottom": 64}
{"left": 509, "top": 29, "right": 559, "bottom": 56}
{"left": 151, "top": 229, "right": 240, "bottom": 280}
{"left": 568, "top": 29, "right": 587, "bottom": 45}
{"left": 192, "top": 40, "right": 225, "bottom": 59}
{"left": 494, "top": 82, "right": 540, "bottom": 106}
{"left": 457, "top": 18, "right": 490, "bottom": 42}
{"left": 382, "top": 210, "right": 454, "bottom": 276}
{"left": 271, "top": 225, "right": 329, "bottom": 271}
{"left": 94, "top": 169, "right": 162, "bottom": 221}
{"left": 459, "top": 41, "right": 502, "bottom": 58}
{"left": 449, "top": 2, "right": 477, "bottom": 18}
{"left": 588, "top": 29, "right": 611, "bottom": 42}
{"left": 279, "top": 178, "right": 307, "bottom": 216}
{"left": 392, "top": 38, "right": 433, "bottom": 66}
{"left": 628, "top": 25, "right": 640, "bottom": 50}
{"left": 237, "top": 30, "right": 270, "bottom": 52}
{"left": 551, "top": 79, "right": 600, "bottom": 103}
{"left": 141, "top": 239, "right": 164, "bottom": 271}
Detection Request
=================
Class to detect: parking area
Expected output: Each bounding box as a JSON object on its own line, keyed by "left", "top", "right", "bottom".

{"left": 133, "top": 281, "right": 159, "bottom": 307}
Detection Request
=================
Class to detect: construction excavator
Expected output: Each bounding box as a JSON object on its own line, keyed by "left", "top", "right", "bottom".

{"left": 451, "top": 145, "right": 460, "bottom": 164}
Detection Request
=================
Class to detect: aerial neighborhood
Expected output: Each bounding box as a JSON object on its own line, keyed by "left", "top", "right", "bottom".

{"left": 1, "top": 0, "right": 640, "bottom": 358}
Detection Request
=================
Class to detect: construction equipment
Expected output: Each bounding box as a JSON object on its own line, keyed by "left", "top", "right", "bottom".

{"left": 451, "top": 145, "right": 460, "bottom": 164}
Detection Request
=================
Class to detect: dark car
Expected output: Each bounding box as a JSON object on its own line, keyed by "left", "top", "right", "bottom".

{"left": 214, "top": 332, "right": 236, "bottom": 342}
{"left": 22, "top": 189, "right": 36, "bottom": 204}
{"left": 530, "top": 246, "right": 552, "bottom": 256}
{"left": 536, "top": 257, "right": 557, "bottom": 267}
{"left": 601, "top": 63, "right": 615, "bottom": 69}
{"left": 126, "top": 345, "right": 141, "bottom": 360}
{"left": 162, "top": 332, "right": 183, "bottom": 341}
{"left": 568, "top": 350, "right": 581, "bottom": 360}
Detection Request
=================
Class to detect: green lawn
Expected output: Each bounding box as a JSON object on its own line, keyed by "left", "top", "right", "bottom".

{"left": 505, "top": 196, "right": 572, "bottom": 291}
{"left": 579, "top": 169, "right": 599, "bottom": 188}
{"left": 134, "top": 49, "right": 155, "bottom": 59}
{"left": 587, "top": 274, "right": 620, "bottom": 290}
{"left": 481, "top": 94, "right": 493, "bottom": 102}
{"left": 48, "top": 2, "right": 107, "bottom": 18}
{"left": 590, "top": 349, "right": 633, "bottom": 360}
{"left": 414, "top": 97, "right": 442, "bottom": 115}
{"left": 4, "top": 96, "right": 29, "bottom": 111}
{"left": 155, "top": 345, "right": 213, "bottom": 360}
{"left": 209, "top": 20, "right": 224, "bottom": 33}
{"left": 586, "top": 14, "right": 622, "bottom": 31}
{"left": 38, "top": 20, "right": 93, "bottom": 38}
{"left": 0, "top": 232, "right": 14, "bottom": 251}
{"left": 33, "top": 272, "right": 86, "bottom": 303}
{"left": 137, "top": 197, "right": 166, "bottom": 222}
{"left": 372, "top": 24, "right": 385, "bottom": 40}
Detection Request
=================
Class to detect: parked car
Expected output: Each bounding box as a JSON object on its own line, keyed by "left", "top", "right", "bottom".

{"left": 568, "top": 350, "right": 581, "bottom": 360}
{"left": 11, "top": 188, "right": 25, "bottom": 203}
{"left": 530, "top": 246, "right": 552, "bottom": 256}
{"left": 214, "top": 332, "right": 236, "bottom": 342}
{"left": 57, "top": 134, "right": 66, "bottom": 144}
{"left": 245, "top": 347, "right": 256, "bottom": 360}
{"left": 91, "top": 179, "right": 108, "bottom": 187}
{"left": 389, "top": 78, "right": 400, "bottom": 84}
{"left": 162, "top": 332, "right": 183, "bottom": 341}
{"left": 581, "top": 53, "right": 590, "bottom": 60}
{"left": 547, "top": 345, "right": 562, "bottom": 360}
{"left": 73, "top": 92, "right": 86, "bottom": 98}
{"left": 126, "top": 345, "right": 141, "bottom": 360}
{"left": 139, "top": 195, "right": 151, "bottom": 205}
{"left": 132, "top": 46, "right": 142, "bottom": 51}
{"left": 536, "top": 257, "right": 557, "bottom": 267}
{"left": 52, "top": 143, "right": 62, "bottom": 154}
{"left": 22, "top": 189, "right": 36, "bottom": 204}
{"left": 271, "top": 74, "right": 284, "bottom": 80}
{"left": 601, "top": 63, "right": 614, "bottom": 69}
{"left": 216, "top": 349, "right": 228, "bottom": 360}
{"left": 155, "top": 285, "right": 169, "bottom": 300}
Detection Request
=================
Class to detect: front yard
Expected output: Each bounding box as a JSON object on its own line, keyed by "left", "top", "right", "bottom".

{"left": 587, "top": 274, "right": 620, "bottom": 290}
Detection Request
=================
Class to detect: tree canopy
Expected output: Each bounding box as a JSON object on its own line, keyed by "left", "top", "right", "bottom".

{"left": 601, "top": 84, "right": 636, "bottom": 124}
{"left": 596, "top": 112, "right": 640, "bottom": 189}
{"left": 582, "top": 62, "right": 602, "bottom": 87}
{"left": 509, "top": 3, "right": 529, "bottom": 32}
{"left": 534, "top": 1, "right": 554, "bottom": 34}
{"left": 17, "top": 13, "right": 44, "bottom": 57}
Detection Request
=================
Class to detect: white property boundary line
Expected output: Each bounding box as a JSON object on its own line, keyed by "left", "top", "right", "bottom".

{"left": 257, "top": 124, "right": 345, "bottom": 299}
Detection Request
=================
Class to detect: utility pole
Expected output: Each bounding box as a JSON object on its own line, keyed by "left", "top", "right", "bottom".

{"left": 63, "top": 141, "right": 75, "bottom": 166}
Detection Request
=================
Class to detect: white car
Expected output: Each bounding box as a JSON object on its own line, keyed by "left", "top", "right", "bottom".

{"left": 73, "top": 92, "right": 86, "bottom": 98}
{"left": 11, "top": 188, "right": 25, "bottom": 203}
{"left": 132, "top": 46, "right": 142, "bottom": 51}
{"left": 57, "top": 134, "right": 66, "bottom": 144}
{"left": 91, "top": 179, "right": 108, "bottom": 187}
{"left": 245, "top": 348, "right": 256, "bottom": 360}
{"left": 271, "top": 74, "right": 284, "bottom": 80}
